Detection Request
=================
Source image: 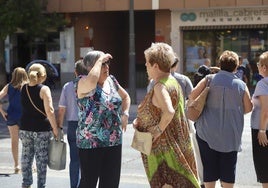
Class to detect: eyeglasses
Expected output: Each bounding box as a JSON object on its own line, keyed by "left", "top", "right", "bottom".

{"left": 102, "top": 60, "right": 111, "bottom": 67}
{"left": 257, "top": 62, "right": 263, "bottom": 67}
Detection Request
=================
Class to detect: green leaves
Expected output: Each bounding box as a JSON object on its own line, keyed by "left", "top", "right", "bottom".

{"left": 0, "top": 0, "right": 66, "bottom": 40}
{"left": 0, "top": 0, "right": 66, "bottom": 88}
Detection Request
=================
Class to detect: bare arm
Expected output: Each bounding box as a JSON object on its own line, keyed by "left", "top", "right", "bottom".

{"left": 0, "top": 84, "right": 8, "bottom": 100}
{"left": 77, "top": 53, "right": 112, "bottom": 98}
{"left": 0, "top": 104, "right": 7, "bottom": 121}
{"left": 150, "top": 83, "right": 175, "bottom": 140}
{"left": 188, "top": 77, "right": 207, "bottom": 101}
{"left": 40, "top": 86, "right": 58, "bottom": 137}
{"left": 258, "top": 95, "right": 268, "bottom": 146}
{"left": 57, "top": 106, "right": 66, "bottom": 129}
{"left": 0, "top": 84, "right": 8, "bottom": 120}
{"left": 118, "top": 85, "right": 131, "bottom": 132}
{"left": 243, "top": 86, "right": 253, "bottom": 114}
{"left": 210, "top": 66, "right": 220, "bottom": 73}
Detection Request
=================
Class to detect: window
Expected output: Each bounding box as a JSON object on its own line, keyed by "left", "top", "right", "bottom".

{"left": 183, "top": 29, "right": 268, "bottom": 73}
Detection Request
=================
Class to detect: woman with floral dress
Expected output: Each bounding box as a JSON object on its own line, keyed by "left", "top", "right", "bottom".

{"left": 133, "top": 43, "right": 199, "bottom": 188}
{"left": 75, "top": 50, "right": 131, "bottom": 188}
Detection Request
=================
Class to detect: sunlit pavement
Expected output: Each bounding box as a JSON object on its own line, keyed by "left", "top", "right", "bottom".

{"left": 0, "top": 88, "right": 262, "bottom": 187}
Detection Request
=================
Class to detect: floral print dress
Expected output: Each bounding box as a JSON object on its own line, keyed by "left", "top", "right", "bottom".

{"left": 74, "top": 75, "right": 123, "bottom": 149}
{"left": 136, "top": 77, "right": 199, "bottom": 188}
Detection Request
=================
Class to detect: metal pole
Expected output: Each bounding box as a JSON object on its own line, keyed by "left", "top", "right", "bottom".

{"left": 129, "top": 0, "right": 136, "bottom": 104}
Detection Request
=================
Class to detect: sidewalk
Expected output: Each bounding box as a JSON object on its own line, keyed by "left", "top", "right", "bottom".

{"left": 0, "top": 88, "right": 150, "bottom": 188}
{"left": 0, "top": 126, "right": 150, "bottom": 188}
{"left": 0, "top": 88, "right": 261, "bottom": 188}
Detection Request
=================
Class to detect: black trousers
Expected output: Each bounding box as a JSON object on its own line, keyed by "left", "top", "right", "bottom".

{"left": 78, "top": 145, "right": 122, "bottom": 188}
{"left": 252, "top": 129, "right": 268, "bottom": 183}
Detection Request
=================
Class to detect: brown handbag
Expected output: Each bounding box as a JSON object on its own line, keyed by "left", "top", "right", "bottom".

{"left": 186, "top": 75, "right": 213, "bottom": 122}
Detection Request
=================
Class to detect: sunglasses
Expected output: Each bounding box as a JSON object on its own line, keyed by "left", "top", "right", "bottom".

{"left": 102, "top": 60, "right": 111, "bottom": 66}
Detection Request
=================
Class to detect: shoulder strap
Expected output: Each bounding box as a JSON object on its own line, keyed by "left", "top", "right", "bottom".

{"left": 26, "top": 85, "right": 47, "bottom": 117}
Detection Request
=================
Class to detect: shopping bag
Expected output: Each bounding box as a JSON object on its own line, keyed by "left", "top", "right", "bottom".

{"left": 189, "top": 122, "right": 203, "bottom": 185}
{"left": 131, "top": 129, "right": 152, "bottom": 156}
{"left": 48, "top": 130, "right": 66, "bottom": 170}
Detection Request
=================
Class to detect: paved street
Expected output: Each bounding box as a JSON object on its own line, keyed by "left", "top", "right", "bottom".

{"left": 0, "top": 88, "right": 262, "bottom": 187}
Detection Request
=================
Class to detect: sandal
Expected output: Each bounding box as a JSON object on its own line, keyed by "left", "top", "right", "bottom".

{"left": 14, "top": 166, "right": 20, "bottom": 174}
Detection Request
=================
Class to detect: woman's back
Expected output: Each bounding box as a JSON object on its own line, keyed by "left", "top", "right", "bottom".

{"left": 20, "top": 84, "right": 50, "bottom": 132}
{"left": 196, "top": 71, "right": 246, "bottom": 152}
{"left": 7, "top": 84, "right": 22, "bottom": 120}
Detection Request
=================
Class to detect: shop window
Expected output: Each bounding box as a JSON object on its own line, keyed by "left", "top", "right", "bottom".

{"left": 183, "top": 30, "right": 215, "bottom": 73}
{"left": 183, "top": 29, "right": 268, "bottom": 73}
{"left": 183, "top": 28, "right": 268, "bottom": 92}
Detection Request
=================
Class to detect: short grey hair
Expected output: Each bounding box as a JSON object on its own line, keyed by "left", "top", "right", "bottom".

{"left": 83, "top": 50, "right": 104, "bottom": 68}
{"left": 75, "top": 59, "right": 88, "bottom": 76}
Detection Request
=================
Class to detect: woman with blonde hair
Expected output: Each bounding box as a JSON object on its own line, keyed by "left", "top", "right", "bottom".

{"left": 251, "top": 51, "right": 268, "bottom": 188}
{"left": 20, "top": 63, "right": 58, "bottom": 188}
{"left": 133, "top": 42, "right": 199, "bottom": 187}
{"left": 0, "top": 67, "right": 28, "bottom": 173}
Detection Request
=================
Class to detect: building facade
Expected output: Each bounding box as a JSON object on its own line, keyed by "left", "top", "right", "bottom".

{"left": 9, "top": 0, "right": 267, "bottom": 87}
{"left": 171, "top": 7, "right": 268, "bottom": 92}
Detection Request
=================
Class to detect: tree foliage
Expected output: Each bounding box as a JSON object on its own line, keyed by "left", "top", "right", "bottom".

{"left": 0, "top": 0, "right": 66, "bottom": 88}
{"left": 0, "top": 0, "right": 66, "bottom": 40}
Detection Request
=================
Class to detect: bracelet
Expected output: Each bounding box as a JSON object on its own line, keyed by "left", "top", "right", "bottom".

{"left": 259, "top": 129, "right": 266, "bottom": 133}
{"left": 156, "top": 125, "right": 163, "bottom": 134}
{"left": 122, "top": 111, "right": 129, "bottom": 117}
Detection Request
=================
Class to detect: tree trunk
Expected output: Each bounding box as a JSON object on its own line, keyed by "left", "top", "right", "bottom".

{"left": 0, "top": 40, "right": 7, "bottom": 89}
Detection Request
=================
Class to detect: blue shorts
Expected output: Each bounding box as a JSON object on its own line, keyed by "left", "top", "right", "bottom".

{"left": 6, "top": 118, "right": 21, "bottom": 127}
{"left": 196, "top": 134, "right": 237, "bottom": 183}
